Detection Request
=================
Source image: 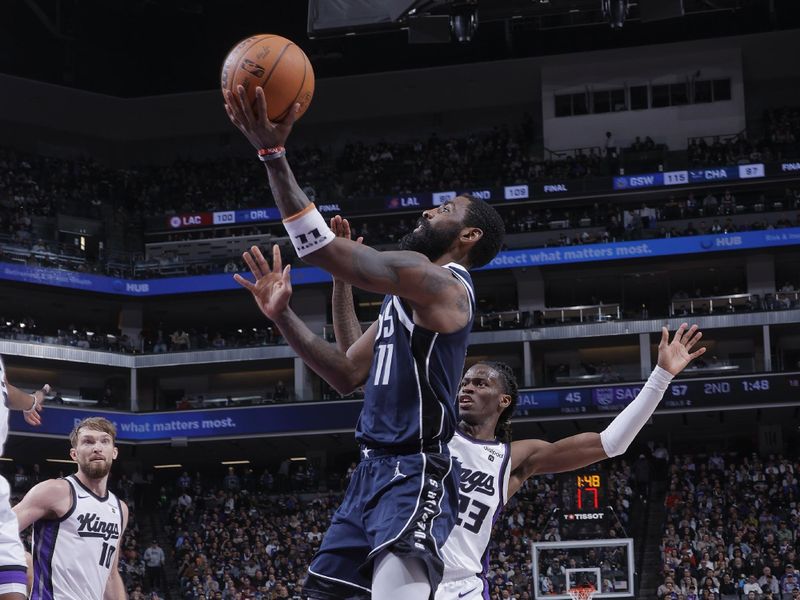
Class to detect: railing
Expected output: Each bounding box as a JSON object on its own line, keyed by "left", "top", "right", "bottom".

{"left": 687, "top": 131, "right": 746, "bottom": 147}
{"left": 669, "top": 293, "right": 753, "bottom": 316}
{"left": 545, "top": 145, "right": 604, "bottom": 161}
{"left": 541, "top": 303, "right": 621, "bottom": 323}
{"left": 476, "top": 310, "right": 527, "bottom": 330}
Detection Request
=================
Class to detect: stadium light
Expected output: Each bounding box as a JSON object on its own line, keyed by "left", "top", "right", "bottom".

{"left": 154, "top": 464, "right": 183, "bottom": 469}
{"left": 290, "top": 457, "right": 307, "bottom": 461}
{"left": 221, "top": 460, "right": 250, "bottom": 465}
{"left": 46, "top": 458, "right": 76, "bottom": 464}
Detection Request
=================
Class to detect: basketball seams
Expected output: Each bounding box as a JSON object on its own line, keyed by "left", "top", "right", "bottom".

{"left": 274, "top": 46, "right": 309, "bottom": 122}
{"left": 258, "top": 41, "right": 294, "bottom": 120}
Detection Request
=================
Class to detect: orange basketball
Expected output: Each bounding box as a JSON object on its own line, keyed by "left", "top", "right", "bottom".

{"left": 221, "top": 34, "right": 315, "bottom": 122}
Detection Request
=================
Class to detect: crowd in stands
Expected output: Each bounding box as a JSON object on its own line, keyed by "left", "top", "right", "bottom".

{"left": 688, "top": 108, "right": 800, "bottom": 168}
{"left": 658, "top": 452, "right": 800, "bottom": 600}
{"left": 1, "top": 116, "right": 800, "bottom": 281}
{"left": 0, "top": 317, "right": 281, "bottom": 354}
{"left": 9, "top": 447, "right": 800, "bottom": 599}
{"left": 160, "top": 458, "right": 634, "bottom": 599}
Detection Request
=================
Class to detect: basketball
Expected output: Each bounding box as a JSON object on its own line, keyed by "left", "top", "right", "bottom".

{"left": 221, "top": 34, "right": 315, "bottom": 123}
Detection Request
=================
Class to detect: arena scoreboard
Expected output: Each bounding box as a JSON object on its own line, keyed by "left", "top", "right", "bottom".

{"left": 515, "top": 372, "right": 800, "bottom": 417}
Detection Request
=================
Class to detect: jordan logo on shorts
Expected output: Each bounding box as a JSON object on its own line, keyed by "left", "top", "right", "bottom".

{"left": 391, "top": 460, "right": 406, "bottom": 481}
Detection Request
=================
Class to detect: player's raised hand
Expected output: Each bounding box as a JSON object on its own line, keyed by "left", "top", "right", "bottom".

{"left": 224, "top": 85, "right": 300, "bottom": 150}
{"left": 657, "top": 323, "right": 706, "bottom": 376}
{"left": 330, "top": 215, "right": 363, "bottom": 287}
{"left": 23, "top": 384, "right": 48, "bottom": 427}
{"left": 330, "top": 215, "right": 363, "bottom": 244}
{"left": 234, "top": 245, "right": 293, "bottom": 321}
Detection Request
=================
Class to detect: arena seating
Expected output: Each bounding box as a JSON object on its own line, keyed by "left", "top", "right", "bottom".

{"left": 158, "top": 459, "right": 634, "bottom": 599}
{"left": 658, "top": 452, "right": 800, "bottom": 600}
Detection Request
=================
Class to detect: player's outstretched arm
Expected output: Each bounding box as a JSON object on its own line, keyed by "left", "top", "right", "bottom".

{"left": 103, "top": 501, "right": 128, "bottom": 600}
{"left": 507, "top": 324, "right": 705, "bottom": 498}
{"left": 13, "top": 480, "right": 72, "bottom": 531}
{"left": 225, "top": 86, "right": 469, "bottom": 330}
{"left": 4, "top": 380, "right": 48, "bottom": 426}
{"left": 235, "top": 245, "right": 375, "bottom": 394}
{"left": 330, "top": 216, "right": 364, "bottom": 353}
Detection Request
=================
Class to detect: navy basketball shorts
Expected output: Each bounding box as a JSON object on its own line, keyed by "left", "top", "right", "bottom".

{"left": 305, "top": 450, "right": 460, "bottom": 600}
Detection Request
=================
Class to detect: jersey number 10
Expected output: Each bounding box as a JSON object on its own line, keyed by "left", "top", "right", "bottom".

{"left": 99, "top": 542, "right": 115, "bottom": 569}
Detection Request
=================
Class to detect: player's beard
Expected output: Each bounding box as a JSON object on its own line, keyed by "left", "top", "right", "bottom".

{"left": 81, "top": 457, "right": 112, "bottom": 479}
{"left": 398, "top": 218, "right": 461, "bottom": 262}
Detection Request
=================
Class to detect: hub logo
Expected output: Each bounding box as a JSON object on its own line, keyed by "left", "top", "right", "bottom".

{"left": 715, "top": 235, "right": 742, "bottom": 247}
{"left": 169, "top": 216, "right": 182, "bottom": 229}
{"left": 126, "top": 283, "right": 149, "bottom": 294}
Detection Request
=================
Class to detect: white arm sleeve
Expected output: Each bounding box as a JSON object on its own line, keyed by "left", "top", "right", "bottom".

{"left": 600, "top": 366, "right": 674, "bottom": 457}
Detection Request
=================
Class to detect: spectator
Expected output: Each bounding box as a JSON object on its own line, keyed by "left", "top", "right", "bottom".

{"left": 143, "top": 540, "right": 166, "bottom": 593}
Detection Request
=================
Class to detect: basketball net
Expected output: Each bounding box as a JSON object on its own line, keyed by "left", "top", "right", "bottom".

{"left": 568, "top": 585, "right": 596, "bottom": 600}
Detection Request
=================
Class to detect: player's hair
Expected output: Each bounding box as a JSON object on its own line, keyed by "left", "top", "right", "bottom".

{"left": 69, "top": 416, "right": 117, "bottom": 447}
{"left": 477, "top": 361, "right": 518, "bottom": 443}
{"left": 462, "top": 195, "right": 505, "bottom": 268}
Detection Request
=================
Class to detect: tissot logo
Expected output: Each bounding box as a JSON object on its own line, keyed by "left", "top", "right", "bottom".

{"left": 76, "top": 513, "right": 120, "bottom": 541}
{"left": 564, "top": 512, "right": 604, "bottom": 520}
{"left": 459, "top": 468, "right": 495, "bottom": 495}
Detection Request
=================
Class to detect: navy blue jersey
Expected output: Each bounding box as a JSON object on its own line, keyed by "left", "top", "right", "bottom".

{"left": 355, "top": 263, "right": 475, "bottom": 450}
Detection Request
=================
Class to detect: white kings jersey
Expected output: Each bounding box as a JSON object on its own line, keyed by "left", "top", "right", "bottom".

{"left": 32, "top": 475, "right": 123, "bottom": 600}
{"left": 440, "top": 430, "right": 511, "bottom": 587}
{"left": 0, "top": 355, "right": 11, "bottom": 456}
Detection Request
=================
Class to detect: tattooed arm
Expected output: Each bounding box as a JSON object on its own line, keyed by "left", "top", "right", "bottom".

{"left": 225, "top": 87, "right": 471, "bottom": 334}
{"left": 330, "top": 216, "right": 364, "bottom": 352}
{"left": 234, "top": 245, "right": 375, "bottom": 394}
{"left": 275, "top": 309, "right": 376, "bottom": 394}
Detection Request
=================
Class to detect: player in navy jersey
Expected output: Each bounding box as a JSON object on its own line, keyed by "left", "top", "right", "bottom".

{"left": 226, "top": 89, "right": 505, "bottom": 600}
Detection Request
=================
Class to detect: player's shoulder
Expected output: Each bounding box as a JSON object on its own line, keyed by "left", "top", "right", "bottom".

{"left": 24, "top": 478, "right": 73, "bottom": 509}
{"left": 31, "top": 477, "right": 72, "bottom": 496}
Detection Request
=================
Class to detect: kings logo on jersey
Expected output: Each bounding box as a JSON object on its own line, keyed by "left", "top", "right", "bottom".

{"left": 458, "top": 468, "right": 495, "bottom": 496}
{"left": 75, "top": 513, "right": 120, "bottom": 541}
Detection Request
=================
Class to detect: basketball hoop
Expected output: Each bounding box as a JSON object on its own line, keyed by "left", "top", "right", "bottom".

{"left": 568, "top": 585, "right": 596, "bottom": 600}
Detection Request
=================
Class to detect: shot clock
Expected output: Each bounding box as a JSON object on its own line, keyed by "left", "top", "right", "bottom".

{"left": 559, "top": 469, "right": 608, "bottom": 539}
{"left": 575, "top": 472, "right": 604, "bottom": 511}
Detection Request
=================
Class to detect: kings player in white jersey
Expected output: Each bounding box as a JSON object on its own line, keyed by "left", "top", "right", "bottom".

{"left": 0, "top": 354, "right": 48, "bottom": 599}
{"left": 14, "top": 417, "right": 128, "bottom": 600}
{"left": 436, "top": 324, "right": 705, "bottom": 600}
